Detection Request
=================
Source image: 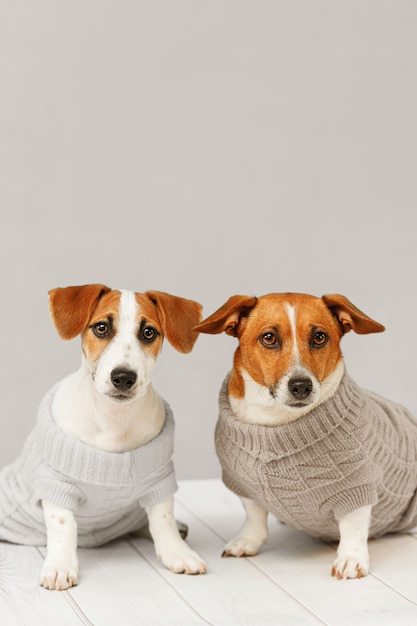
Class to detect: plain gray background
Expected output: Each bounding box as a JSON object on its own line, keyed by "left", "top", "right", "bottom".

{"left": 1, "top": 1, "right": 416, "bottom": 479}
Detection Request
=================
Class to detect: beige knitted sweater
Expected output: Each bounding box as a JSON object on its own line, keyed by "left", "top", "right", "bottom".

{"left": 215, "top": 371, "right": 417, "bottom": 540}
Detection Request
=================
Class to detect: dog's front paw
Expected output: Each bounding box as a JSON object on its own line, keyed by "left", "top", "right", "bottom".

{"left": 156, "top": 540, "right": 207, "bottom": 575}
{"left": 331, "top": 553, "right": 369, "bottom": 580}
{"left": 40, "top": 557, "right": 79, "bottom": 590}
{"left": 222, "top": 534, "right": 264, "bottom": 558}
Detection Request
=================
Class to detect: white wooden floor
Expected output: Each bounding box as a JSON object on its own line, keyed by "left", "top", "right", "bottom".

{"left": 2, "top": 479, "right": 417, "bottom": 626}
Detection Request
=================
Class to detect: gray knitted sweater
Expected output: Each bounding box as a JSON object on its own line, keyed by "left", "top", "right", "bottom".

{"left": 0, "top": 382, "right": 177, "bottom": 547}
{"left": 216, "top": 372, "right": 417, "bottom": 540}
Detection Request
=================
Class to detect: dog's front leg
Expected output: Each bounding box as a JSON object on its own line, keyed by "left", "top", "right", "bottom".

{"left": 40, "top": 500, "right": 79, "bottom": 590}
{"left": 222, "top": 497, "right": 268, "bottom": 558}
{"left": 332, "top": 505, "right": 371, "bottom": 580}
{"left": 146, "top": 498, "right": 207, "bottom": 574}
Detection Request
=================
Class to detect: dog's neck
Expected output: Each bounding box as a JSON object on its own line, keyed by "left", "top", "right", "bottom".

{"left": 52, "top": 360, "right": 166, "bottom": 452}
{"left": 229, "top": 360, "right": 345, "bottom": 426}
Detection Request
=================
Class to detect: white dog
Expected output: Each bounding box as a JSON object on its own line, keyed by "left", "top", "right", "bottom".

{"left": 0, "top": 284, "right": 207, "bottom": 590}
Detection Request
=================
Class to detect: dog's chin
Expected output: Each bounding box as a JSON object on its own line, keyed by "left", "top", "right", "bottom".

{"left": 279, "top": 399, "right": 318, "bottom": 418}
{"left": 231, "top": 392, "right": 319, "bottom": 426}
{"left": 106, "top": 393, "right": 137, "bottom": 405}
{"left": 107, "top": 384, "right": 151, "bottom": 404}
{"left": 96, "top": 382, "right": 151, "bottom": 405}
{"left": 285, "top": 400, "right": 315, "bottom": 410}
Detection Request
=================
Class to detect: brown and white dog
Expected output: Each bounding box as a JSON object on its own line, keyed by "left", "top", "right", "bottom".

{"left": 194, "top": 292, "right": 404, "bottom": 580}
{"left": 8, "top": 285, "right": 207, "bottom": 589}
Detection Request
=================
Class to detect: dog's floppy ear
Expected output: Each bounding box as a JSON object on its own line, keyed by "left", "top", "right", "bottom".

{"left": 194, "top": 295, "right": 258, "bottom": 337}
{"left": 145, "top": 291, "right": 202, "bottom": 353}
{"left": 49, "top": 284, "right": 111, "bottom": 339}
{"left": 322, "top": 294, "right": 385, "bottom": 335}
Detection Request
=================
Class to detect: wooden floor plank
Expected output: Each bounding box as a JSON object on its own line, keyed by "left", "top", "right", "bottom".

{"left": 252, "top": 524, "right": 417, "bottom": 626}
{"left": 3, "top": 480, "right": 417, "bottom": 625}
{"left": 39, "top": 540, "right": 210, "bottom": 626}
{"left": 131, "top": 501, "right": 324, "bottom": 625}
{"left": 176, "top": 480, "right": 417, "bottom": 625}
{"left": 0, "top": 544, "right": 86, "bottom": 626}
{"left": 367, "top": 533, "right": 417, "bottom": 601}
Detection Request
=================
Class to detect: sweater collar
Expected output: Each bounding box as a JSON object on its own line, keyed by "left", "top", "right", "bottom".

{"left": 218, "top": 370, "right": 365, "bottom": 460}
{"left": 35, "top": 382, "right": 175, "bottom": 484}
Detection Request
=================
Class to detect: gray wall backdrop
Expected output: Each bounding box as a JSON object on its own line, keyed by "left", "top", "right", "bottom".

{"left": 1, "top": 1, "right": 416, "bottom": 479}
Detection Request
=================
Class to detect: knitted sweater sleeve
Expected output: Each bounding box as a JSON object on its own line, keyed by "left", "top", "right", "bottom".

{"left": 320, "top": 472, "right": 380, "bottom": 521}
{"left": 33, "top": 471, "right": 86, "bottom": 511}
{"left": 137, "top": 459, "right": 178, "bottom": 508}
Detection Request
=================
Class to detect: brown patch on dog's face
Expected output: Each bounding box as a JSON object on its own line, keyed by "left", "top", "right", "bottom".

{"left": 80, "top": 291, "right": 164, "bottom": 366}
{"left": 233, "top": 293, "right": 344, "bottom": 393}
{"left": 80, "top": 290, "right": 122, "bottom": 364}
{"left": 49, "top": 284, "right": 202, "bottom": 403}
{"left": 198, "top": 291, "right": 384, "bottom": 422}
{"left": 135, "top": 293, "right": 166, "bottom": 359}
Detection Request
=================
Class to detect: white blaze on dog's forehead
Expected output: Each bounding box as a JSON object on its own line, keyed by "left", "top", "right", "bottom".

{"left": 285, "top": 303, "right": 300, "bottom": 364}
{"left": 103, "top": 289, "right": 141, "bottom": 362}
{"left": 92, "top": 290, "right": 145, "bottom": 392}
{"left": 118, "top": 290, "right": 139, "bottom": 337}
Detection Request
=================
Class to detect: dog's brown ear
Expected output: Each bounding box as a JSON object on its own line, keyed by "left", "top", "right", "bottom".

{"left": 322, "top": 294, "right": 385, "bottom": 335}
{"left": 194, "top": 295, "right": 258, "bottom": 337}
{"left": 49, "top": 284, "right": 111, "bottom": 339}
{"left": 145, "top": 291, "right": 202, "bottom": 353}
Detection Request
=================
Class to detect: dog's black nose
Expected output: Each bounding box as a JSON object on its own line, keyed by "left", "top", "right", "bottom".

{"left": 288, "top": 377, "right": 313, "bottom": 400}
{"left": 110, "top": 368, "right": 137, "bottom": 391}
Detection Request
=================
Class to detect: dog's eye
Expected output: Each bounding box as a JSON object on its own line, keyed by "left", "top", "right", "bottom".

{"left": 312, "top": 331, "right": 328, "bottom": 348}
{"left": 141, "top": 326, "right": 158, "bottom": 343}
{"left": 260, "top": 332, "right": 278, "bottom": 348}
{"left": 93, "top": 322, "right": 109, "bottom": 337}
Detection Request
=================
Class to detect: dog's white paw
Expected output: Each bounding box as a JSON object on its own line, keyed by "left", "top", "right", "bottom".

{"left": 156, "top": 541, "right": 207, "bottom": 574}
{"left": 222, "top": 534, "right": 264, "bottom": 558}
{"left": 331, "top": 553, "right": 369, "bottom": 580}
{"left": 40, "top": 557, "right": 79, "bottom": 590}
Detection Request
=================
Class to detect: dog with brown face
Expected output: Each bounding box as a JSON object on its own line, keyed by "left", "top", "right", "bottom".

{"left": 196, "top": 293, "right": 417, "bottom": 580}
{"left": 0, "top": 284, "right": 207, "bottom": 590}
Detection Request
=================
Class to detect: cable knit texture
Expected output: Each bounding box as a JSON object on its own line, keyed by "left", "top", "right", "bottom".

{"left": 216, "top": 371, "right": 417, "bottom": 540}
{"left": 0, "top": 382, "right": 177, "bottom": 547}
